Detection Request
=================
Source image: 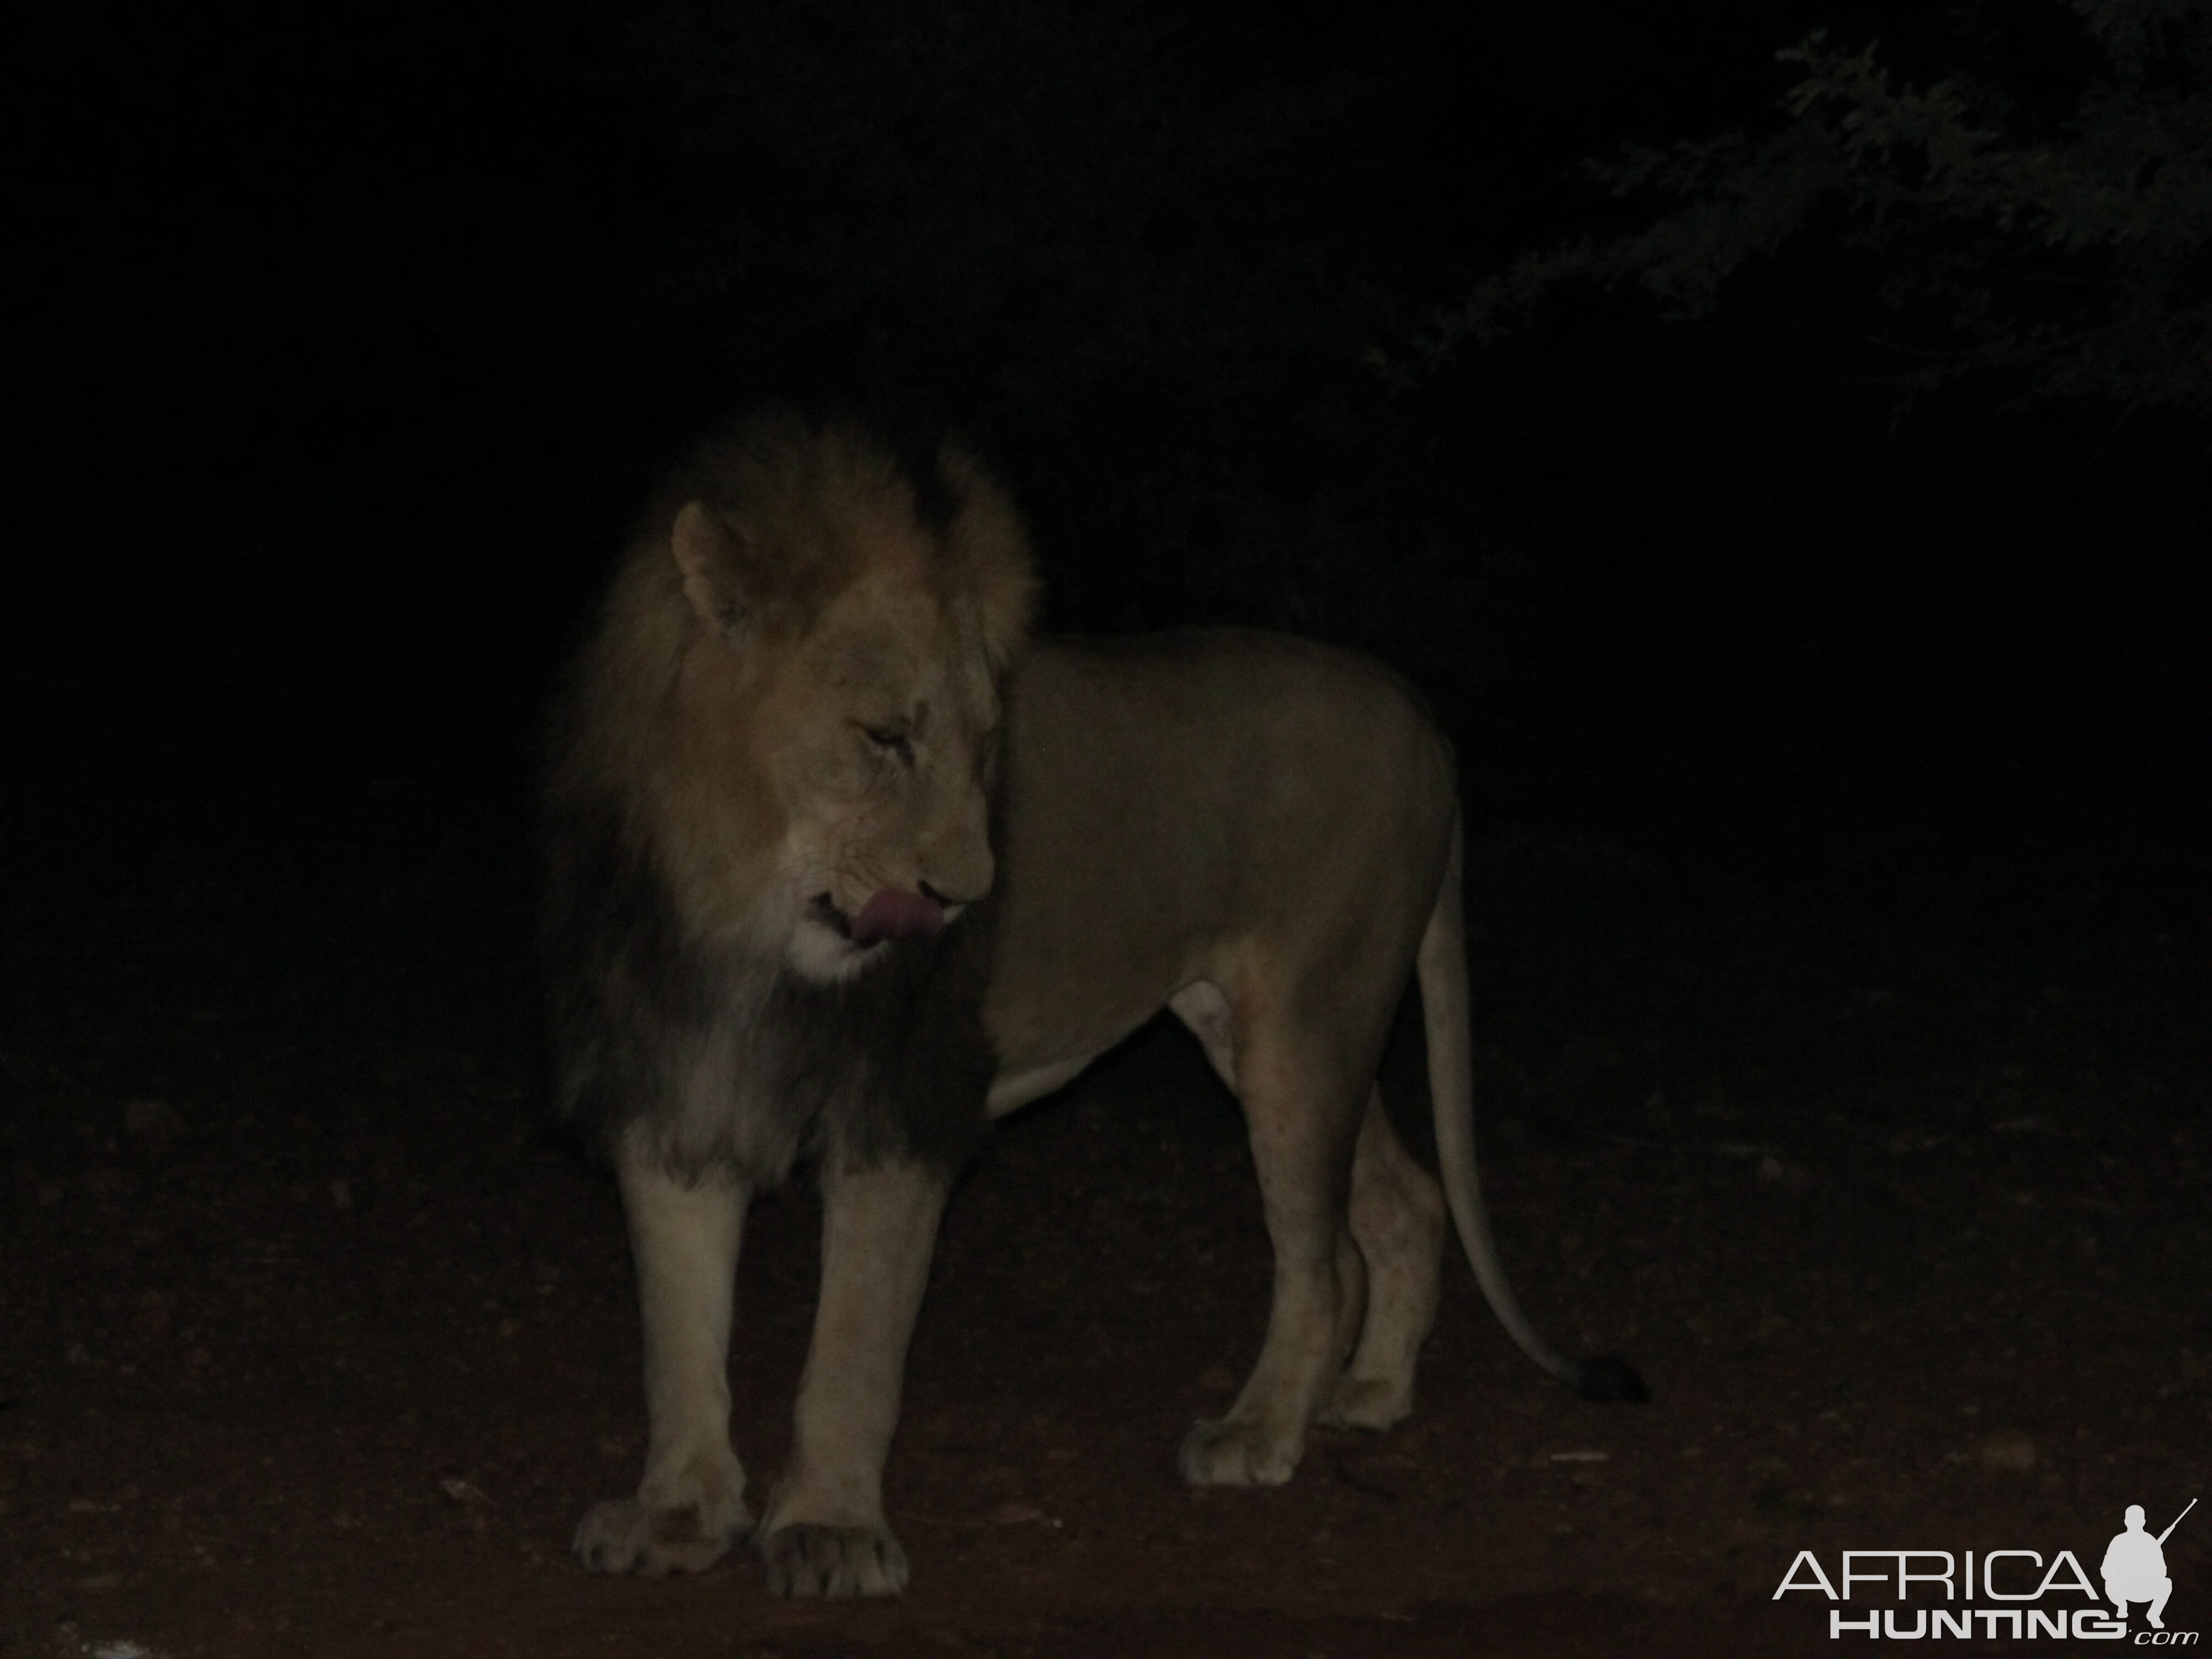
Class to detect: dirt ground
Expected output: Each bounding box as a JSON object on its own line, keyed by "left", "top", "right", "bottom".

{"left": 3, "top": 811, "right": 2206, "bottom": 1657}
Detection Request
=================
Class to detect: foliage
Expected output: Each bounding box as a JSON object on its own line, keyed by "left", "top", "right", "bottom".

{"left": 1412, "top": 0, "right": 2212, "bottom": 416}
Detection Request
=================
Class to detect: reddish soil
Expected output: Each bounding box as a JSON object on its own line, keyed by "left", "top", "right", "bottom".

{"left": 3, "top": 821, "right": 2206, "bottom": 1657}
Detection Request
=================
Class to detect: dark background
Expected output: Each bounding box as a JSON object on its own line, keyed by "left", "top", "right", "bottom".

{"left": 14, "top": 0, "right": 2204, "bottom": 865}
{"left": 5, "top": 8, "right": 2208, "bottom": 1651}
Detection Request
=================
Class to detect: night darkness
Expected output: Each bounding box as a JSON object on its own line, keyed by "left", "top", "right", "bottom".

{"left": 7, "top": 2, "right": 2209, "bottom": 1654}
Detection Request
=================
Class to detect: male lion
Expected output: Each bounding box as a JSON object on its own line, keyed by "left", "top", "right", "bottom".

{"left": 544, "top": 410, "right": 1641, "bottom": 1600}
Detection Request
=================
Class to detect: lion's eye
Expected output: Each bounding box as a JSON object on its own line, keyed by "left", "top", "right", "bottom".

{"left": 862, "top": 724, "right": 915, "bottom": 764}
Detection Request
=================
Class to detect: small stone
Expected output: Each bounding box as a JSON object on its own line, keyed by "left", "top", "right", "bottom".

{"left": 1756, "top": 1156, "right": 1810, "bottom": 1193}
{"left": 133, "top": 1292, "right": 171, "bottom": 1342}
{"left": 123, "top": 1099, "right": 184, "bottom": 1148}
{"left": 1978, "top": 1430, "right": 2037, "bottom": 1473}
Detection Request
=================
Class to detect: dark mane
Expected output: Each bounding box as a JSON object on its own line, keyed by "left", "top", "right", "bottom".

{"left": 753, "top": 898, "right": 998, "bottom": 1175}
{"left": 541, "top": 791, "right": 996, "bottom": 1185}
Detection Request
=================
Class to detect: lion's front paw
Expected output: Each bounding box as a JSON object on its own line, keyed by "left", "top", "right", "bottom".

{"left": 573, "top": 1496, "right": 749, "bottom": 1577}
{"left": 1177, "top": 1416, "right": 1300, "bottom": 1487}
{"left": 758, "top": 1521, "right": 910, "bottom": 1598}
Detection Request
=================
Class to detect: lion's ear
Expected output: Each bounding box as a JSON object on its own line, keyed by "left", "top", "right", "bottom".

{"left": 671, "top": 501, "right": 752, "bottom": 640}
{"left": 938, "top": 441, "right": 1037, "bottom": 667}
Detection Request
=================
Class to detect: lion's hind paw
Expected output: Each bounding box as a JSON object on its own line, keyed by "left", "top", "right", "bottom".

{"left": 1178, "top": 1416, "right": 1300, "bottom": 1487}
{"left": 573, "top": 1497, "right": 748, "bottom": 1577}
{"left": 758, "top": 1521, "right": 910, "bottom": 1598}
{"left": 1319, "top": 1374, "right": 1415, "bottom": 1432}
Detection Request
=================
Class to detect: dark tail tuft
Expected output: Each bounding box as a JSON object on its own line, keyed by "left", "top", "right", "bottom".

{"left": 1573, "top": 1355, "right": 1651, "bottom": 1404}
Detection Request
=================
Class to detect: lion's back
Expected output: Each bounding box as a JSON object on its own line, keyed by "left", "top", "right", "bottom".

{"left": 1004, "top": 627, "right": 1457, "bottom": 867}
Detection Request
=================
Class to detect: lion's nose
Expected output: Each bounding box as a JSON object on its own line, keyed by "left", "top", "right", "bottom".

{"left": 919, "top": 824, "right": 995, "bottom": 909}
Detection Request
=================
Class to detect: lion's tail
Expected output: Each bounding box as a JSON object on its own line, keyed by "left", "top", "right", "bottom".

{"left": 1419, "top": 810, "right": 1648, "bottom": 1404}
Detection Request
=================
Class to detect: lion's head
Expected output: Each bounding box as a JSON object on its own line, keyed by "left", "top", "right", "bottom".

{"left": 557, "top": 411, "right": 1035, "bottom": 983}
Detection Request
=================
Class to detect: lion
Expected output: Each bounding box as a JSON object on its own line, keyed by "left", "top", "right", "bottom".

{"left": 542, "top": 409, "right": 1642, "bottom": 1601}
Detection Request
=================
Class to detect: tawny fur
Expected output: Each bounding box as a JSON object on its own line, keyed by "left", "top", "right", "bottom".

{"left": 547, "top": 413, "right": 1635, "bottom": 1601}
{"left": 546, "top": 411, "right": 1032, "bottom": 965}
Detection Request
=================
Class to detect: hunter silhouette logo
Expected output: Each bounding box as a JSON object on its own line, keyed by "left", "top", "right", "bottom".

{"left": 2107, "top": 1501, "right": 2193, "bottom": 1631}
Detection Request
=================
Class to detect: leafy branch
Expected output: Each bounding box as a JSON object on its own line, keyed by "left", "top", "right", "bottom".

{"left": 1403, "top": 0, "right": 2212, "bottom": 416}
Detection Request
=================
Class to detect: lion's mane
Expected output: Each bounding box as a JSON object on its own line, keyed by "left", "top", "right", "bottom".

{"left": 541, "top": 410, "right": 1032, "bottom": 1184}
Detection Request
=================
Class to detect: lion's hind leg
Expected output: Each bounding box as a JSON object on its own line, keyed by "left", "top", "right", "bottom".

{"left": 1323, "top": 1089, "right": 1445, "bottom": 1431}
{"left": 1175, "top": 998, "right": 1370, "bottom": 1488}
{"left": 576, "top": 1141, "right": 753, "bottom": 1577}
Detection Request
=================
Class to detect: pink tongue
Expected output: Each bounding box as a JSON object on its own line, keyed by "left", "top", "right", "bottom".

{"left": 850, "top": 889, "right": 946, "bottom": 945}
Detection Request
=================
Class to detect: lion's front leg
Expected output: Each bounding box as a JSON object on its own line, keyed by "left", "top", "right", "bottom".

{"left": 758, "top": 1159, "right": 948, "bottom": 1598}
{"left": 575, "top": 1139, "right": 753, "bottom": 1576}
